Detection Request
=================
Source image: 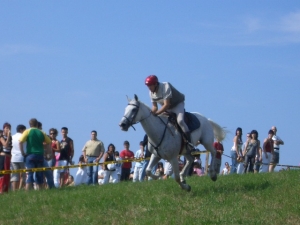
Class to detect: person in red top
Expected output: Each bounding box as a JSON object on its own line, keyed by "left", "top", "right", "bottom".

{"left": 260, "top": 130, "right": 274, "bottom": 173}
{"left": 120, "top": 140, "right": 134, "bottom": 181}
{"left": 213, "top": 139, "right": 224, "bottom": 174}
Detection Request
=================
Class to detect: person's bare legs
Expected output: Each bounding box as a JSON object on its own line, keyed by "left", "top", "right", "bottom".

{"left": 25, "top": 183, "right": 33, "bottom": 191}
{"left": 269, "top": 164, "right": 276, "bottom": 172}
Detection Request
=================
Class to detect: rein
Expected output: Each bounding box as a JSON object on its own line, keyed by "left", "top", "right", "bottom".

{"left": 124, "top": 101, "right": 170, "bottom": 151}
{"left": 148, "top": 116, "right": 169, "bottom": 151}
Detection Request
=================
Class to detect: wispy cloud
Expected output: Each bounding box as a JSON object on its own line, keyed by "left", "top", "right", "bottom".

{"left": 174, "top": 11, "right": 300, "bottom": 47}
{"left": 0, "top": 44, "right": 53, "bottom": 56}
{"left": 244, "top": 17, "right": 262, "bottom": 33}
{"left": 281, "top": 11, "right": 300, "bottom": 33}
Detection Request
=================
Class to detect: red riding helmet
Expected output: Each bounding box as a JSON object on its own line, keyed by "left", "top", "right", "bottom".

{"left": 145, "top": 75, "right": 158, "bottom": 86}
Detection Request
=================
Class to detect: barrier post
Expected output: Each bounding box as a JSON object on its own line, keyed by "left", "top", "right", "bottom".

{"left": 205, "top": 151, "right": 209, "bottom": 175}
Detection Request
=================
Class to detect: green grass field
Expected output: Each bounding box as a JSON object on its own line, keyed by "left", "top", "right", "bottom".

{"left": 1, "top": 170, "right": 299, "bottom": 225}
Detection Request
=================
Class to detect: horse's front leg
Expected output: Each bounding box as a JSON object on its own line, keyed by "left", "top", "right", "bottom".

{"left": 206, "top": 144, "right": 217, "bottom": 181}
{"left": 146, "top": 154, "right": 161, "bottom": 180}
{"left": 169, "top": 157, "right": 191, "bottom": 192}
{"left": 180, "top": 153, "right": 194, "bottom": 183}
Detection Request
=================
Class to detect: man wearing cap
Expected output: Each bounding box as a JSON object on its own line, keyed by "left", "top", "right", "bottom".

{"left": 82, "top": 130, "right": 105, "bottom": 185}
{"left": 120, "top": 140, "right": 134, "bottom": 181}
{"left": 269, "top": 126, "right": 284, "bottom": 172}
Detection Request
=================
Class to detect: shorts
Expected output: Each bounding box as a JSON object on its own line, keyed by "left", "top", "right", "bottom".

{"left": 270, "top": 152, "right": 279, "bottom": 164}
{"left": 10, "top": 162, "right": 25, "bottom": 182}
{"left": 57, "top": 160, "right": 68, "bottom": 173}
{"left": 254, "top": 161, "right": 260, "bottom": 171}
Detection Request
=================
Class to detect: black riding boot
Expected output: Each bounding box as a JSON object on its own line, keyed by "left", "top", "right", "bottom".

{"left": 184, "top": 131, "right": 192, "bottom": 144}
{"left": 184, "top": 132, "right": 197, "bottom": 153}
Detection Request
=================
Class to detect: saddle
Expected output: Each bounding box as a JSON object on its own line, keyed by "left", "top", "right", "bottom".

{"left": 168, "top": 112, "right": 201, "bottom": 133}
{"left": 167, "top": 112, "right": 201, "bottom": 154}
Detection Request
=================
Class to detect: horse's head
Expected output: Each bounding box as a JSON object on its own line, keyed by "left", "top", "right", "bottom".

{"left": 119, "top": 94, "right": 142, "bottom": 131}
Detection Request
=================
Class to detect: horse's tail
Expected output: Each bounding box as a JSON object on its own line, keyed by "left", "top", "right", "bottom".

{"left": 208, "top": 119, "right": 227, "bottom": 142}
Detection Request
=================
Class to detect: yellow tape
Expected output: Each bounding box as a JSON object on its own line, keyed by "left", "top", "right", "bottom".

{"left": 0, "top": 157, "right": 150, "bottom": 175}
{"left": 222, "top": 153, "right": 300, "bottom": 168}
{"left": 5, "top": 150, "right": 296, "bottom": 175}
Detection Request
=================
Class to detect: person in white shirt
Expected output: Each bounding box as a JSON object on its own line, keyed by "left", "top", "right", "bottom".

{"left": 269, "top": 126, "right": 284, "bottom": 172}
{"left": 98, "top": 169, "right": 105, "bottom": 185}
{"left": 221, "top": 162, "right": 231, "bottom": 175}
{"left": 11, "top": 124, "right": 27, "bottom": 191}
{"left": 133, "top": 141, "right": 145, "bottom": 182}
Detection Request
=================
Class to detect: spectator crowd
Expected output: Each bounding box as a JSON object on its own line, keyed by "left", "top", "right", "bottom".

{"left": 0, "top": 118, "right": 285, "bottom": 193}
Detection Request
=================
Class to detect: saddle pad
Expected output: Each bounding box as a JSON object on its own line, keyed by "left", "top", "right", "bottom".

{"left": 185, "top": 112, "right": 200, "bottom": 132}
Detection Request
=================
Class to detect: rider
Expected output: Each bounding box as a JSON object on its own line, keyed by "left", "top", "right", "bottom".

{"left": 145, "top": 75, "right": 195, "bottom": 150}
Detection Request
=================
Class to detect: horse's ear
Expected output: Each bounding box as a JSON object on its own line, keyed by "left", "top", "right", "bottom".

{"left": 126, "top": 95, "right": 131, "bottom": 102}
{"left": 134, "top": 94, "right": 138, "bottom": 101}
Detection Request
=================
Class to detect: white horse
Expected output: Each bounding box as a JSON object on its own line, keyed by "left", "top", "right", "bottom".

{"left": 119, "top": 95, "right": 226, "bottom": 191}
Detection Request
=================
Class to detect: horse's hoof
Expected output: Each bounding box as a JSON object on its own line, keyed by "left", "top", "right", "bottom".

{"left": 186, "top": 185, "right": 191, "bottom": 192}
{"left": 181, "top": 180, "right": 186, "bottom": 184}
{"left": 210, "top": 174, "right": 217, "bottom": 182}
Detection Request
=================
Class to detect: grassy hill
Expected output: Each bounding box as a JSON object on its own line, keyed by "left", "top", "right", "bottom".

{"left": 1, "top": 170, "right": 300, "bottom": 225}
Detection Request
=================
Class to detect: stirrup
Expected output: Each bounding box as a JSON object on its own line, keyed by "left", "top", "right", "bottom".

{"left": 186, "top": 142, "right": 197, "bottom": 153}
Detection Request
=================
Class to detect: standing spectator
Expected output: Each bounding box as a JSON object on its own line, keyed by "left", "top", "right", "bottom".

{"left": 120, "top": 140, "right": 134, "bottom": 181}
{"left": 260, "top": 130, "right": 274, "bottom": 173}
{"left": 50, "top": 128, "right": 61, "bottom": 187}
{"left": 49, "top": 128, "right": 60, "bottom": 167}
{"left": 140, "top": 135, "right": 150, "bottom": 180}
{"left": 11, "top": 124, "right": 27, "bottom": 191}
{"left": 236, "top": 157, "right": 245, "bottom": 175}
{"left": 37, "top": 122, "right": 55, "bottom": 189}
{"left": 213, "top": 139, "right": 224, "bottom": 175}
{"left": 140, "top": 134, "right": 156, "bottom": 181}
{"left": 242, "top": 133, "right": 251, "bottom": 157}
{"left": 0, "top": 123, "right": 12, "bottom": 193}
{"left": 221, "top": 162, "right": 231, "bottom": 175}
{"left": 230, "top": 127, "right": 243, "bottom": 174}
{"left": 82, "top": 130, "right": 104, "bottom": 185}
{"left": 114, "top": 151, "right": 122, "bottom": 182}
{"left": 269, "top": 126, "right": 284, "bottom": 172}
{"left": 254, "top": 147, "right": 262, "bottom": 173}
{"left": 19, "top": 118, "right": 52, "bottom": 190}
{"left": 55, "top": 127, "right": 74, "bottom": 187}
{"left": 133, "top": 141, "right": 145, "bottom": 182}
{"left": 243, "top": 130, "right": 260, "bottom": 173}
{"left": 102, "top": 144, "right": 118, "bottom": 184}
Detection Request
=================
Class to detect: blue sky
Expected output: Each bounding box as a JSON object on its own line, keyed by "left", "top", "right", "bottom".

{"left": 1, "top": 1, "right": 299, "bottom": 176}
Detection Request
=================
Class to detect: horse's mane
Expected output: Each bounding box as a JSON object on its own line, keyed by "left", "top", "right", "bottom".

{"left": 138, "top": 100, "right": 152, "bottom": 111}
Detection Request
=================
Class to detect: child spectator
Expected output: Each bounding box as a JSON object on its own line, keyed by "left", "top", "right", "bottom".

{"left": 133, "top": 141, "right": 145, "bottom": 182}
{"left": 114, "top": 151, "right": 122, "bottom": 182}
{"left": 75, "top": 155, "right": 88, "bottom": 186}
{"left": 155, "top": 162, "right": 164, "bottom": 179}
{"left": 193, "top": 160, "right": 204, "bottom": 176}
{"left": 98, "top": 168, "right": 105, "bottom": 185}
{"left": 221, "top": 162, "right": 230, "bottom": 175}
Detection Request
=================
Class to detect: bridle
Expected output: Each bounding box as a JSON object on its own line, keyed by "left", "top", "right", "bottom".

{"left": 122, "top": 101, "right": 170, "bottom": 152}
{"left": 122, "top": 101, "right": 151, "bottom": 130}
